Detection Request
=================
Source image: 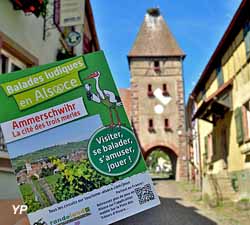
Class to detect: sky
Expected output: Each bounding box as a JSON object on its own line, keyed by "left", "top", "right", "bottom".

{"left": 8, "top": 115, "right": 102, "bottom": 158}
{"left": 91, "top": 0, "right": 242, "bottom": 100}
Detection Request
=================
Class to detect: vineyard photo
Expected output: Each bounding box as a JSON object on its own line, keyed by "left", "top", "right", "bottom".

{"left": 7, "top": 116, "right": 115, "bottom": 213}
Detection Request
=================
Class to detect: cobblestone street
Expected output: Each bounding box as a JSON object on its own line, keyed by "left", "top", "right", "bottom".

{"left": 114, "top": 180, "right": 249, "bottom": 225}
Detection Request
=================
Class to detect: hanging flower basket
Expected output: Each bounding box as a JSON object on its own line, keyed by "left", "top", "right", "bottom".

{"left": 10, "top": 0, "right": 48, "bottom": 18}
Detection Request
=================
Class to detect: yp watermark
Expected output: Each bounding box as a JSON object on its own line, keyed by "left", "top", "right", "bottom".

{"left": 12, "top": 204, "right": 28, "bottom": 215}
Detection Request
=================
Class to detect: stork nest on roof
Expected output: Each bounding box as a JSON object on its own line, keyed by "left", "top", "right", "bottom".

{"left": 147, "top": 8, "right": 160, "bottom": 17}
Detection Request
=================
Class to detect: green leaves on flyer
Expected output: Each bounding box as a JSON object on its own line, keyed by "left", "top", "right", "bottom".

{"left": 14, "top": 72, "right": 82, "bottom": 110}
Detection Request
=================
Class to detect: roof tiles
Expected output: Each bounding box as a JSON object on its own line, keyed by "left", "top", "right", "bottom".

{"left": 129, "top": 9, "right": 185, "bottom": 57}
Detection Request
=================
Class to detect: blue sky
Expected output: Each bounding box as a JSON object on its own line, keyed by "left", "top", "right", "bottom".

{"left": 8, "top": 115, "right": 102, "bottom": 158}
{"left": 91, "top": 0, "right": 242, "bottom": 100}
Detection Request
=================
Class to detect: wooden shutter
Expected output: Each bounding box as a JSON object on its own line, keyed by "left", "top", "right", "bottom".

{"left": 212, "top": 130, "right": 216, "bottom": 156}
{"left": 235, "top": 107, "right": 244, "bottom": 145}
{"left": 244, "top": 21, "right": 250, "bottom": 59}
{"left": 204, "top": 136, "right": 208, "bottom": 159}
{"left": 216, "top": 67, "right": 224, "bottom": 87}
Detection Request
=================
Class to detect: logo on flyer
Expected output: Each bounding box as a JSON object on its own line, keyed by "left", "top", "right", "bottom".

{"left": 49, "top": 207, "right": 91, "bottom": 225}
{"left": 33, "top": 218, "right": 48, "bottom": 225}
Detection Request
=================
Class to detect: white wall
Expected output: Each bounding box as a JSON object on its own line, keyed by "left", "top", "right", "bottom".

{"left": 0, "top": 171, "right": 20, "bottom": 199}
{"left": 0, "top": 0, "right": 61, "bottom": 65}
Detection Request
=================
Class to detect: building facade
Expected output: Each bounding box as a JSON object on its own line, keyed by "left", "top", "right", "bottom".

{"left": 187, "top": 0, "right": 250, "bottom": 202}
{"left": 186, "top": 97, "right": 201, "bottom": 188}
{"left": 121, "top": 8, "right": 188, "bottom": 180}
{"left": 0, "top": 1, "right": 100, "bottom": 224}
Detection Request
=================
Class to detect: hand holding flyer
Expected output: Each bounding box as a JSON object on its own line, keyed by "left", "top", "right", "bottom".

{"left": 0, "top": 51, "right": 160, "bottom": 225}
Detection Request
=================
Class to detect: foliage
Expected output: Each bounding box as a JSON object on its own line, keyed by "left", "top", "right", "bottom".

{"left": 45, "top": 173, "right": 60, "bottom": 193}
{"left": 239, "top": 198, "right": 250, "bottom": 203}
{"left": 51, "top": 158, "right": 116, "bottom": 202}
{"left": 20, "top": 183, "right": 41, "bottom": 213}
{"left": 146, "top": 149, "right": 170, "bottom": 169}
{"left": 40, "top": 0, "right": 49, "bottom": 17}
{"left": 15, "top": 165, "right": 24, "bottom": 173}
{"left": 31, "top": 175, "right": 38, "bottom": 180}
{"left": 40, "top": 167, "right": 55, "bottom": 178}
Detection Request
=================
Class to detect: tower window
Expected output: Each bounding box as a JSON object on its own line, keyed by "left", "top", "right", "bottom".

{"left": 164, "top": 118, "right": 171, "bottom": 131}
{"left": 162, "top": 83, "right": 169, "bottom": 96}
{"left": 147, "top": 84, "right": 154, "bottom": 97}
{"left": 148, "top": 119, "right": 154, "bottom": 132}
{"left": 148, "top": 84, "right": 152, "bottom": 92}
{"left": 165, "top": 118, "right": 169, "bottom": 127}
{"left": 154, "top": 61, "right": 159, "bottom": 67}
{"left": 154, "top": 60, "right": 160, "bottom": 72}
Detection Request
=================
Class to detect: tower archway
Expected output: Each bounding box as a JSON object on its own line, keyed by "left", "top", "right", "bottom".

{"left": 144, "top": 145, "right": 178, "bottom": 179}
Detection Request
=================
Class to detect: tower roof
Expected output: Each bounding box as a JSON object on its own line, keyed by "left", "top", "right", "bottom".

{"left": 128, "top": 8, "right": 185, "bottom": 58}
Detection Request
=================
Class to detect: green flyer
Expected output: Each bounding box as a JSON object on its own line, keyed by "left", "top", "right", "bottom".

{"left": 0, "top": 51, "right": 160, "bottom": 225}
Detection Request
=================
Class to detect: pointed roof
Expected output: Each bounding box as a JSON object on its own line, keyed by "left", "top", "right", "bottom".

{"left": 128, "top": 8, "right": 185, "bottom": 58}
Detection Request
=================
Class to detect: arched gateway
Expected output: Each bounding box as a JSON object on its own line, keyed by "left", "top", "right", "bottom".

{"left": 144, "top": 145, "right": 178, "bottom": 179}
{"left": 120, "top": 8, "right": 188, "bottom": 181}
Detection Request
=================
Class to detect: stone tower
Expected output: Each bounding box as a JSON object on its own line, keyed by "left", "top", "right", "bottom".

{"left": 127, "top": 8, "right": 187, "bottom": 180}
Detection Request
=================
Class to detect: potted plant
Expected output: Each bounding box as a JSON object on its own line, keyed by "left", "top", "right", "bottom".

{"left": 10, "top": 0, "right": 48, "bottom": 18}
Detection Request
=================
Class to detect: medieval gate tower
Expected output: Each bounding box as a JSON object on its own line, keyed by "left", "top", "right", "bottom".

{"left": 127, "top": 8, "right": 187, "bottom": 180}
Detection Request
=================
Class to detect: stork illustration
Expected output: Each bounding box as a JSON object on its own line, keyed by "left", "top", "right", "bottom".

{"left": 84, "top": 71, "right": 123, "bottom": 127}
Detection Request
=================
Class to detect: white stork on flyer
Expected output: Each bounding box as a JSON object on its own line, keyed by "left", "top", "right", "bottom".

{"left": 84, "top": 71, "right": 123, "bottom": 127}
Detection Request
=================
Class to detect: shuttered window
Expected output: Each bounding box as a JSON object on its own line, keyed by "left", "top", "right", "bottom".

{"left": 147, "top": 84, "right": 154, "bottom": 97}
{"left": 242, "top": 100, "right": 250, "bottom": 140}
{"left": 204, "top": 133, "right": 214, "bottom": 162}
{"left": 244, "top": 21, "right": 250, "bottom": 59}
{"left": 212, "top": 131, "right": 216, "bottom": 156}
{"left": 204, "top": 136, "right": 208, "bottom": 159}
{"left": 207, "top": 133, "right": 213, "bottom": 161}
{"left": 235, "top": 107, "right": 244, "bottom": 145}
{"left": 216, "top": 66, "right": 224, "bottom": 87}
{"left": 162, "top": 83, "right": 169, "bottom": 96}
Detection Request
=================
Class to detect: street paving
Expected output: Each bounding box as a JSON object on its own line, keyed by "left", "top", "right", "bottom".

{"left": 113, "top": 180, "right": 220, "bottom": 225}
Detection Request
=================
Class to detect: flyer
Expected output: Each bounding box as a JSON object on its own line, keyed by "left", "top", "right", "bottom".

{"left": 0, "top": 51, "right": 160, "bottom": 225}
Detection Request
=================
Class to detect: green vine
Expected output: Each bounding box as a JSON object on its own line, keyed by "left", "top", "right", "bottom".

{"left": 51, "top": 158, "right": 117, "bottom": 202}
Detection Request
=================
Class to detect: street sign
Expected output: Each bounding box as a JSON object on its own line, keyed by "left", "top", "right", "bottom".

{"left": 54, "top": 0, "right": 85, "bottom": 27}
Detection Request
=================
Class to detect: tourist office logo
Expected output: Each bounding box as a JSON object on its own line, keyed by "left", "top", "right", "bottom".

{"left": 48, "top": 207, "right": 91, "bottom": 225}
{"left": 12, "top": 204, "right": 89, "bottom": 225}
